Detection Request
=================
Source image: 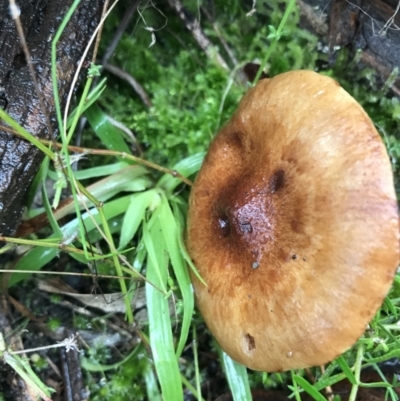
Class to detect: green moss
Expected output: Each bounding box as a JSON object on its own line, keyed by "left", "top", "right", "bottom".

{"left": 88, "top": 355, "right": 148, "bottom": 400}
{"left": 101, "top": 51, "right": 242, "bottom": 166}
{"left": 49, "top": 294, "right": 62, "bottom": 305}
{"left": 99, "top": 0, "right": 321, "bottom": 167}
{"left": 47, "top": 317, "right": 61, "bottom": 331}
{"left": 30, "top": 353, "right": 49, "bottom": 372}
{"left": 73, "top": 315, "right": 92, "bottom": 330}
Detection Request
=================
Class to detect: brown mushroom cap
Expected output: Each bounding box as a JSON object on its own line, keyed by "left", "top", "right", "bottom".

{"left": 186, "top": 70, "right": 399, "bottom": 372}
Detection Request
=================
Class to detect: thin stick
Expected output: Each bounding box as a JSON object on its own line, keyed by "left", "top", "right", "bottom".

{"left": 320, "top": 365, "right": 333, "bottom": 401}
{"left": 8, "top": 0, "right": 54, "bottom": 138}
{"left": 101, "top": 1, "right": 140, "bottom": 65}
{"left": 166, "top": 0, "right": 230, "bottom": 71}
{"left": 0, "top": 270, "right": 134, "bottom": 280}
{"left": 200, "top": 6, "right": 237, "bottom": 66}
{"left": 62, "top": 144, "right": 193, "bottom": 186}
{"left": 62, "top": 0, "right": 120, "bottom": 138}
{"left": 192, "top": 323, "right": 202, "bottom": 401}
{"left": 92, "top": 0, "right": 111, "bottom": 64}
{"left": 0, "top": 235, "right": 93, "bottom": 254}
{"left": 0, "top": 125, "right": 193, "bottom": 186}
{"left": 104, "top": 64, "right": 153, "bottom": 107}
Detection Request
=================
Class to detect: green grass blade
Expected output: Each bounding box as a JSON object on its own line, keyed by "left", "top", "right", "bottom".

{"left": 51, "top": 0, "right": 81, "bottom": 133}
{"left": 313, "top": 373, "right": 347, "bottom": 391}
{"left": 221, "top": 350, "right": 252, "bottom": 401}
{"left": 66, "top": 77, "right": 94, "bottom": 144}
{"left": 144, "top": 363, "right": 162, "bottom": 401}
{"left": 3, "top": 353, "right": 53, "bottom": 400}
{"left": 40, "top": 156, "right": 63, "bottom": 237}
{"left": 192, "top": 323, "right": 203, "bottom": 401}
{"left": 119, "top": 189, "right": 160, "bottom": 250}
{"left": 144, "top": 216, "right": 183, "bottom": 401}
{"left": 158, "top": 195, "right": 194, "bottom": 357}
{"left": 172, "top": 200, "right": 206, "bottom": 286}
{"left": 293, "top": 375, "right": 328, "bottom": 401}
{"left": 47, "top": 165, "right": 151, "bottom": 218}
{"left": 181, "top": 374, "right": 205, "bottom": 400}
{"left": 66, "top": 78, "right": 107, "bottom": 129}
{"left": 0, "top": 108, "right": 55, "bottom": 160}
{"left": 85, "top": 103, "right": 132, "bottom": 156}
{"left": 6, "top": 195, "right": 133, "bottom": 286}
{"left": 253, "top": 0, "right": 297, "bottom": 83}
{"left": 143, "top": 219, "right": 167, "bottom": 295}
{"left": 26, "top": 156, "right": 49, "bottom": 210}
{"left": 336, "top": 356, "right": 357, "bottom": 385}
{"left": 132, "top": 239, "right": 147, "bottom": 272}
{"left": 67, "top": 161, "right": 130, "bottom": 180}
{"left": 58, "top": 192, "right": 130, "bottom": 237}
{"left": 41, "top": 184, "right": 62, "bottom": 237}
{"left": 6, "top": 247, "right": 59, "bottom": 287}
{"left": 157, "top": 152, "right": 204, "bottom": 193}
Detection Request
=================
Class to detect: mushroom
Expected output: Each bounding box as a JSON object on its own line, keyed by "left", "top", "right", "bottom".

{"left": 186, "top": 70, "right": 399, "bottom": 372}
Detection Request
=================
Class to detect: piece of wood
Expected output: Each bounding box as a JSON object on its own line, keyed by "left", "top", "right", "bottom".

{"left": 0, "top": 0, "right": 105, "bottom": 237}
{"left": 298, "top": 0, "right": 400, "bottom": 95}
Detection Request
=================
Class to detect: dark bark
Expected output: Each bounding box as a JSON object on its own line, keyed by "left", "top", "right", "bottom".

{"left": 0, "top": 0, "right": 105, "bottom": 237}
{"left": 298, "top": 0, "right": 400, "bottom": 95}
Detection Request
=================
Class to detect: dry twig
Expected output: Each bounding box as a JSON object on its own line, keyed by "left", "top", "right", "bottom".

{"left": 166, "top": 0, "right": 230, "bottom": 71}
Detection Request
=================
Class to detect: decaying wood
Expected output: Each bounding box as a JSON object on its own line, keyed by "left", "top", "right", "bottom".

{"left": 0, "top": 0, "right": 105, "bottom": 237}
{"left": 298, "top": 0, "right": 400, "bottom": 95}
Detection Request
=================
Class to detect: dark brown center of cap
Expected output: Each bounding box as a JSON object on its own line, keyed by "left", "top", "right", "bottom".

{"left": 212, "top": 169, "right": 287, "bottom": 265}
